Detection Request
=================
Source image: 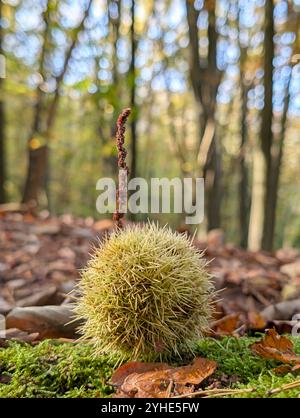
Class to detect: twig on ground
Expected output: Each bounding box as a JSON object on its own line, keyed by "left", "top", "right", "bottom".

{"left": 172, "top": 387, "right": 256, "bottom": 398}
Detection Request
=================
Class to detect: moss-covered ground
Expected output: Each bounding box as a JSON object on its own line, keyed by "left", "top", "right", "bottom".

{"left": 0, "top": 336, "right": 300, "bottom": 398}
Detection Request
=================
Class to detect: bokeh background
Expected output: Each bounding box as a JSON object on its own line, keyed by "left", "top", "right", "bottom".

{"left": 0, "top": 0, "right": 299, "bottom": 250}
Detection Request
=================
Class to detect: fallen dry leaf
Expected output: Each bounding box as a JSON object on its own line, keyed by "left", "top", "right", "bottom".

{"left": 0, "top": 328, "right": 39, "bottom": 347}
{"left": 114, "top": 357, "right": 217, "bottom": 398}
{"left": 6, "top": 305, "right": 81, "bottom": 339}
{"left": 247, "top": 311, "right": 267, "bottom": 330}
{"left": 251, "top": 328, "right": 300, "bottom": 364}
{"left": 110, "top": 361, "right": 170, "bottom": 387}
{"left": 276, "top": 248, "right": 300, "bottom": 264}
{"left": 280, "top": 261, "right": 300, "bottom": 279}
{"left": 211, "top": 313, "right": 242, "bottom": 336}
{"left": 16, "top": 285, "right": 63, "bottom": 307}
{"left": 170, "top": 357, "right": 216, "bottom": 385}
{"left": 272, "top": 364, "right": 300, "bottom": 376}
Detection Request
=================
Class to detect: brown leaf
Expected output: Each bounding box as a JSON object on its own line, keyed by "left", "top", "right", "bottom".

{"left": 116, "top": 357, "right": 217, "bottom": 398}
{"left": 0, "top": 203, "right": 29, "bottom": 215}
{"left": 30, "top": 223, "right": 61, "bottom": 235}
{"left": 247, "top": 311, "right": 267, "bottom": 330}
{"left": 6, "top": 305, "right": 82, "bottom": 339}
{"left": 292, "top": 364, "right": 300, "bottom": 373}
{"left": 272, "top": 364, "right": 293, "bottom": 375}
{"left": 0, "top": 297, "right": 14, "bottom": 315}
{"left": 121, "top": 370, "right": 175, "bottom": 398}
{"left": 16, "top": 285, "right": 63, "bottom": 307}
{"left": 170, "top": 357, "right": 216, "bottom": 385}
{"left": 93, "top": 219, "right": 115, "bottom": 233}
{"left": 276, "top": 248, "right": 300, "bottom": 264}
{"left": 110, "top": 361, "right": 170, "bottom": 386}
{"left": 280, "top": 261, "right": 300, "bottom": 279}
{"left": 211, "top": 313, "right": 242, "bottom": 336}
{"left": 1, "top": 328, "right": 39, "bottom": 344}
{"left": 272, "top": 364, "right": 300, "bottom": 376}
{"left": 251, "top": 328, "right": 300, "bottom": 364}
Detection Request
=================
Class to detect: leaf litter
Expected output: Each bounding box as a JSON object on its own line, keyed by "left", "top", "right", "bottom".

{"left": 1, "top": 212, "right": 300, "bottom": 396}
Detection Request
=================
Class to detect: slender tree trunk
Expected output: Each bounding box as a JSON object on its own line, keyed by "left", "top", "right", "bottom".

{"left": 239, "top": 81, "right": 250, "bottom": 248}
{"left": 204, "top": 131, "right": 221, "bottom": 230}
{"left": 248, "top": 0, "right": 274, "bottom": 250}
{"left": 185, "top": 0, "right": 222, "bottom": 231}
{"left": 109, "top": 0, "right": 121, "bottom": 88}
{"left": 248, "top": 141, "right": 267, "bottom": 250}
{"left": 22, "top": 2, "right": 50, "bottom": 204}
{"left": 262, "top": 13, "right": 299, "bottom": 250}
{"left": 22, "top": 146, "right": 48, "bottom": 204}
{"left": 0, "top": 88, "right": 5, "bottom": 204}
{"left": 129, "top": 0, "right": 137, "bottom": 181}
{"left": 108, "top": 0, "right": 121, "bottom": 137}
{"left": 22, "top": 82, "right": 47, "bottom": 204}
{"left": 185, "top": 0, "right": 204, "bottom": 136}
{"left": 0, "top": 0, "right": 6, "bottom": 203}
{"left": 264, "top": 70, "right": 292, "bottom": 248}
{"left": 22, "top": 0, "right": 93, "bottom": 205}
{"left": 237, "top": 4, "right": 251, "bottom": 248}
{"left": 261, "top": 0, "right": 275, "bottom": 250}
{"left": 205, "top": 3, "right": 222, "bottom": 231}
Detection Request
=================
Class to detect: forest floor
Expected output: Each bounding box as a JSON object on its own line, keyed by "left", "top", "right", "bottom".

{"left": 1, "top": 212, "right": 300, "bottom": 397}
{"left": 1, "top": 337, "right": 300, "bottom": 398}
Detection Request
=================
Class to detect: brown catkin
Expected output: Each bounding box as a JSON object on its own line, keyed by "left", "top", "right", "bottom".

{"left": 113, "top": 108, "right": 131, "bottom": 229}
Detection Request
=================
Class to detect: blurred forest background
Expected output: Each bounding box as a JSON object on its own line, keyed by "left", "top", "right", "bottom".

{"left": 0, "top": 0, "right": 299, "bottom": 251}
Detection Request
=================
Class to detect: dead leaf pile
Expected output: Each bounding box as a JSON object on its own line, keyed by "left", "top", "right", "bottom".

{"left": 251, "top": 328, "right": 300, "bottom": 374}
{"left": 0, "top": 213, "right": 114, "bottom": 314}
{"left": 111, "top": 357, "right": 217, "bottom": 398}
{"left": 1, "top": 212, "right": 300, "bottom": 340}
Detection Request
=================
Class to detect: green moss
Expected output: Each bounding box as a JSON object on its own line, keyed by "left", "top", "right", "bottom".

{"left": 195, "top": 335, "right": 283, "bottom": 380}
{"left": 0, "top": 336, "right": 300, "bottom": 398}
{"left": 195, "top": 336, "right": 300, "bottom": 398}
{"left": 0, "top": 340, "right": 115, "bottom": 398}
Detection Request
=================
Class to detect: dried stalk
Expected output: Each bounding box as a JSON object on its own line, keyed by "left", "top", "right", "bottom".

{"left": 267, "top": 379, "right": 300, "bottom": 395}
{"left": 173, "top": 387, "right": 256, "bottom": 399}
{"left": 113, "top": 108, "right": 131, "bottom": 229}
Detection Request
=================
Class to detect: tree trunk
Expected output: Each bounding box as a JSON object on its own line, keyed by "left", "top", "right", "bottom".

{"left": 239, "top": 81, "right": 250, "bottom": 248}
{"left": 261, "top": 0, "right": 275, "bottom": 251}
{"left": 263, "top": 70, "right": 292, "bottom": 249}
{"left": 0, "top": 92, "right": 5, "bottom": 204}
{"left": 185, "top": 0, "right": 222, "bottom": 231}
{"left": 204, "top": 132, "right": 221, "bottom": 230}
{"left": 108, "top": 0, "right": 121, "bottom": 138}
{"left": 129, "top": 0, "right": 137, "bottom": 181}
{"left": 0, "top": 0, "right": 6, "bottom": 203}
{"left": 22, "top": 83, "right": 46, "bottom": 204}
{"left": 22, "top": 146, "right": 48, "bottom": 204}
{"left": 22, "top": 0, "right": 93, "bottom": 206}
{"left": 248, "top": 0, "right": 274, "bottom": 251}
{"left": 22, "top": 2, "right": 50, "bottom": 205}
{"left": 248, "top": 141, "right": 267, "bottom": 251}
{"left": 185, "top": 0, "right": 206, "bottom": 143}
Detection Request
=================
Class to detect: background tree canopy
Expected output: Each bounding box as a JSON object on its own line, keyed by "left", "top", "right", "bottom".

{"left": 0, "top": 0, "right": 300, "bottom": 250}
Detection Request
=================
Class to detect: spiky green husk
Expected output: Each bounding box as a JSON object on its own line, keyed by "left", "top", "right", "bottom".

{"left": 75, "top": 223, "right": 214, "bottom": 362}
